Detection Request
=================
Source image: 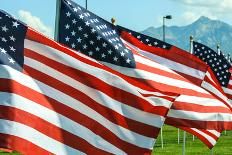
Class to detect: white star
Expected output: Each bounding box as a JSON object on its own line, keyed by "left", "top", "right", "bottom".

{"left": 1, "top": 37, "right": 7, "bottom": 42}
{"left": 65, "top": 24, "right": 70, "bottom": 29}
{"left": 2, "top": 25, "right": 8, "bottom": 32}
{"left": 66, "top": 12, "right": 71, "bottom": 17}
{"left": 88, "top": 51, "right": 93, "bottom": 56}
{"left": 78, "top": 26, "right": 82, "bottom": 31}
{"left": 124, "top": 49, "right": 129, "bottom": 53}
{"left": 79, "top": 14, "right": 84, "bottom": 19}
{"left": 72, "top": 19, "right": 77, "bottom": 24}
{"left": 154, "top": 42, "right": 158, "bottom": 45}
{"left": 67, "top": 1, "right": 71, "bottom": 5}
{"left": 97, "top": 36, "right": 101, "bottom": 40}
{"left": 101, "top": 53, "right": 106, "bottom": 58}
{"left": 91, "top": 28, "right": 96, "bottom": 33}
{"left": 108, "top": 49, "right": 112, "bottom": 54}
{"left": 73, "top": 7, "right": 78, "bottom": 12}
{"left": 162, "top": 45, "right": 166, "bottom": 49}
{"left": 96, "top": 47, "right": 100, "bottom": 51}
{"left": 112, "top": 30, "right": 116, "bottom": 34}
{"left": 137, "top": 35, "right": 141, "bottom": 39}
{"left": 0, "top": 16, "right": 2, "bottom": 20}
{"left": 85, "top": 21, "right": 90, "bottom": 26}
{"left": 71, "top": 30, "right": 76, "bottom": 36}
{"left": 146, "top": 38, "right": 149, "bottom": 42}
{"left": 77, "top": 37, "right": 82, "bottom": 43}
{"left": 113, "top": 56, "right": 118, "bottom": 61}
{"left": 12, "top": 21, "right": 19, "bottom": 28}
{"left": 71, "top": 43, "right": 76, "bottom": 48}
{"left": 9, "top": 36, "right": 16, "bottom": 42}
{"left": 115, "top": 45, "right": 119, "bottom": 50}
{"left": 90, "top": 40, "right": 94, "bottom": 45}
{"left": 8, "top": 58, "right": 15, "bottom": 64}
{"left": 102, "top": 42, "right": 107, "bottom": 47}
{"left": 126, "top": 58, "right": 131, "bottom": 64}
{"left": 120, "top": 52, "right": 125, "bottom": 56}
{"left": 9, "top": 46, "right": 16, "bottom": 52}
{"left": 0, "top": 48, "right": 7, "bottom": 54}
{"left": 65, "top": 36, "right": 70, "bottom": 42}
{"left": 83, "top": 44, "right": 87, "bottom": 49}
{"left": 84, "top": 33, "right": 88, "bottom": 38}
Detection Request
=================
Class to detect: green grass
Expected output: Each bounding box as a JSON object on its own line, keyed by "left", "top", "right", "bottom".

{"left": 153, "top": 125, "right": 232, "bottom": 155}
{"left": 1, "top": 125, "right": 231, "bottom": 154}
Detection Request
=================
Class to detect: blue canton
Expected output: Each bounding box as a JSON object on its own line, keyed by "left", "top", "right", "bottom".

{"left": 0, "top": 10, "right": 27, "bottom": 71}
{"left": 58, "top": 0, "right": 135, "bottom": 68}
{"left": 116, "top": 25, "right": 172, "bottom": 50}
{"left": 193, "top": 41, "right": 231, "bottom": 87}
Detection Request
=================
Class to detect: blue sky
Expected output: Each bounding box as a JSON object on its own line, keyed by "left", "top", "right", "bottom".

{"left": 1, "top": 0, "right": 232, "bottom": 38}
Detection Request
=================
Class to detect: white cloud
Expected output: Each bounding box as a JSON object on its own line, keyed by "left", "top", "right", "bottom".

{"left": 18, "top": 10, "right": 53, "bottom": 38}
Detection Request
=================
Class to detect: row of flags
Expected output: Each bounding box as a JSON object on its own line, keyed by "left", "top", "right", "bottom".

{"left": 0, "top": 0, "right": 232, "bottom": 154}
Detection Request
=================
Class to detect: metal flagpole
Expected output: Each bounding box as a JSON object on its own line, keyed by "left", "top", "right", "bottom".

{"left": 182, "top": 131, "right": 186, "bottom": 155}
{"left": 85, "top": 0, "right": 88, "bottom": 9}
{"left": 54, "top": 0, "right": 61, "bottom": 41}
{"left": 161, "top": 127, "right": 164, "bottom": 149}
{"left": 178, "top": 129, "right": 180, "bottom": 144}
{"left": 210, "top": 148, "right": 213, "bottom": 155}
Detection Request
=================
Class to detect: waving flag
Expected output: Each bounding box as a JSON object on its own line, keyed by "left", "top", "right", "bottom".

{"left": 116, "top": 26, "right": 232, "bottom": 148}
{"left": 56, "top": 1, "right": 232, "bottom": 144}
{"left": 0, "top": 10, "right": 178, "bottom": 154}
{"left": 193, "top": 41, "right": 232, "bottom": 104}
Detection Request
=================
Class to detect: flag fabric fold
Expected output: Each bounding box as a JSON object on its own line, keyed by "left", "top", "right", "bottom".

{"left": 116, "top": 26, "right": 232, "bottom": 148}
{"left": 0, "top": 9, "right": 178, "bottom": 154}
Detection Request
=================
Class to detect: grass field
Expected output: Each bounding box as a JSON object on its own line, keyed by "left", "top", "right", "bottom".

{"left": 0, "top": 125, "right": 231, "bottom": 155}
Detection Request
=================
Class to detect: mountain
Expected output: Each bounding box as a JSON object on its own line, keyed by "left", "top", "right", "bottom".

{"left": 141, "top": 16, "right": 232, "bottom": 54}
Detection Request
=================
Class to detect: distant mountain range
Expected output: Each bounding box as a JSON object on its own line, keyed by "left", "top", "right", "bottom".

{"left": 141, "top": 16, "right": 232, "bottom": 54}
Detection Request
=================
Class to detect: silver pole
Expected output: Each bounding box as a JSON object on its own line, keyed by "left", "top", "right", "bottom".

{"left": 54, "top": 0, "right": 61, "bottom": 41}
{"left": 217, "top": 44, "right": 220, "bottom": 55}
{"left": 190, "top": 35, "right": 193, "bottom": 54}
{"left": 161, "top": 127, "right": 164, "bottom": 149}
{"left": 182, "top": 131, "right": 186, "bottom": 155}
{"left": 86, "top": 0, "right": 88, "bottom": 10}
{"left": 210, "top": 148, "right": 213, "bottom": 155}
{"left": 178, "top": 129, "right": 180, "bottom": 144}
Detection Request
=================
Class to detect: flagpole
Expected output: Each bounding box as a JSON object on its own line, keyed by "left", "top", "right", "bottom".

{"left": 217, "top": 44, "right": 221, "bottom": 55}
{"left": 54, "top": 0, "right": 61, "bottom": 41}
{"left": 85, "top": 0, "right": 88, "bottom": 9}
{"left": 210, "top": 148, "right": 213, "bottom": 155}
{"left": 182, "top": 131, "right": 186, "bottom": 155}
{"left": 178, "top": 128, "right": 180, "bottom": 144}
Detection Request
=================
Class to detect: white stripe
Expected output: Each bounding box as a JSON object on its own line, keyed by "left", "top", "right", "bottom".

{"left": 24, "top": 56, "right": 166, "bottom": 128}
{"left": 0, "top": 119, "right": 86, "bottom": 155}
{"left": 0, "top": 92, "right": 126, "bottom": 155}
{"left": 175, "top": 95, "right": 228, "bottom": 108}
{"left": 201, "top": 81, "right": 231, "bottom": 107}
{"left": 0, "top": 65, "right": 155, "bottom": 149}
{"left": 103, "top": 57, "right": 209, "bottom": 94}
{"left": 190, "top": 128, "right": 216, "bottom": 146}
{"left": 223, "top": 87, "right": 232, "bottom": 95}
{"left": 207, "top": 130, "right": 221, "bottom": 137}
{"left": 168, "top": 109, "right": 232, "bottom": 122}
{"left": 122, "top": 39, "right": 206, "bottom": 80}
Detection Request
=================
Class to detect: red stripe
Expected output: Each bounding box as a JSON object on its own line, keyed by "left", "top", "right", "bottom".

{"left": 0, "top": 133, "right": 53, "bottom": 155}
{"left": 24, "top": 48, "right": 170, "bottom": 116}
{"left": 0, "top": 77, "right": 158, "bottom": 138}
{"left": 0, "top": 105, "right": 113, "bottom": 155}
{"left": 0, "top": 78, "right": 154, "bottom": 154}
{"left": 165, "top": 117, "right": 232, "bottom": 130}
{"left": 171, "top": 101, "right": 231, "bottom": 113}
{"left": 179, "top": 127, "right": 218, "bottom": 149}
{"left": 120, "top": 31, "right": 207, "bottom": 72}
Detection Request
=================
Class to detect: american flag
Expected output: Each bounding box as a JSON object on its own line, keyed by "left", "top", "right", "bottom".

{"left": 0, "top": 10, "right": 178, "bottom": 154}
{"left": 193, "top": 41, "right": 232, "bottom": 104}
{"left": 116, "top": 26, "right": 232, "bottom": 148}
